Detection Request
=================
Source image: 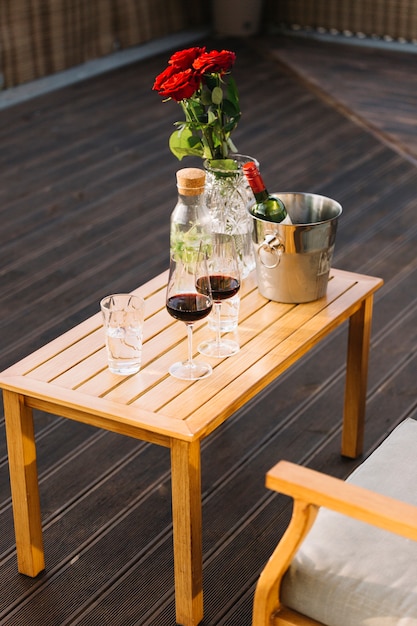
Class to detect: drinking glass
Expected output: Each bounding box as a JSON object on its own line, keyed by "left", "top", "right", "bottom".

{"left": 166, "top": 247, "right": 213, "bottom": 380}
{"left": 100, "top": 293, "right": 145, "bottom": 375}
{"left": 198, "top": 233, "right": 241, "bottom": 358}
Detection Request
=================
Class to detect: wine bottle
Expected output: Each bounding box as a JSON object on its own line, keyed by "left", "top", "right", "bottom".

{"left": 242, "top": 161, "right": 292, "bottom": 224}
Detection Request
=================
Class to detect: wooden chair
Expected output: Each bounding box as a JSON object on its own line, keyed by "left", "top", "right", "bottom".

{"left": 253, "top": 418, "right": 417, "bottom": 626}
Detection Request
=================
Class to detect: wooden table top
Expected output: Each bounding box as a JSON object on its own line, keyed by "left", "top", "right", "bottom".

{"left": 0, "top": 268, "right": 383, "bottom": 444}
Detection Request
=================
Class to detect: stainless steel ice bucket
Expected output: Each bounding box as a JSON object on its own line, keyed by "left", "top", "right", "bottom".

{"left": 250, "top": 192, "right": 342, "bottom": 303}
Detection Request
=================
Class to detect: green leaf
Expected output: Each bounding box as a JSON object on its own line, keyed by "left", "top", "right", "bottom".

{"left": 222, "top": 98, "right": 240, "bottom": 119}
{"left": 227, "top": 137, "right": 238, "bottom": 153}
{"left": 200, "top": 87, "right": 212, "bottom": 106}
{"left": 211, "top": 86, "right": 223, "bottom": 105}
{"left": 207, "top": 158, "right": 239, "bottom": 171}
{"left": 191, "top": 101, "right": 205, "bottom": 118}
{"left": 227, "top": 76, "right": 240, "bottom": 107}
{"left": 169, "top": 129, "right": 204, "bottom": 160}
{"left": 207, "top": 110, "right": 217, "bottom": 125}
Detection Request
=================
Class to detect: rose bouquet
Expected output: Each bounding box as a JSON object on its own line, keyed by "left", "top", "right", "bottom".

{"left": 152, "top": 46, "right": 240, "bottom": 163}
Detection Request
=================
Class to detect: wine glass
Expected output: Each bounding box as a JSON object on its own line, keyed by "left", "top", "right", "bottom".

{"left": 198, "top": 233, "right": 241, "bottom": 358}
{"left": 166, "top": 246, "right": 213, "bottom": 380}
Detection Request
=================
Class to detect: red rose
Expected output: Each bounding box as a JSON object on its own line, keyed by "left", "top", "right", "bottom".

{"left": 169, "top": 46, "right": 206, "bottom": 70}
{"left": 155, "top": 68, "right": 201, "bottom": 102}
{"left": 152, "top": 65, "right": 177, "bottom": 92}
{"left": 193, "top": 50, "right": 236, "bottom": 75}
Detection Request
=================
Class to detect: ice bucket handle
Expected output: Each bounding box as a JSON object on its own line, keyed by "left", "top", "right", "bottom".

{"left": 258, "top": 234, "right": 285, "bottom": 269}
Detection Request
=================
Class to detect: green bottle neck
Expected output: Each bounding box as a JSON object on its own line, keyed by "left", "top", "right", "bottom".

{"left": 253, "top": 189, "right": 269, "bottom": 203}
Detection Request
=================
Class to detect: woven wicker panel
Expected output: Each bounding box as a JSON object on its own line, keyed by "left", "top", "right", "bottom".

{"left": 113, "top": 0, "right": 185, "bottom": 49}
{"left": 0, "top": 0, "right": 208, "bottom": 88}
{"left": 0, "top": 0, "right": 114, "bottom": 87}
{"left": 267, "top": 0, "right": 417, "bottom": 42}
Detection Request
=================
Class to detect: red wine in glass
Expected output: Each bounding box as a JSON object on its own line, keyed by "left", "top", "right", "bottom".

{"left": 198, "top": 234, "right": 241, "bottom": 358}
{"left": 166, "top": 293, "right": 212, "bottom": 323}
{"left": 207, "top": 274, "right": 240, "bottom": 301}
{"left": 166, "top": 245, "right": 213, "bottom": 380}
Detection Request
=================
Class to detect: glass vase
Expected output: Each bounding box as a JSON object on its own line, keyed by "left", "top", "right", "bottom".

{"left": 204, "top": 154, "right": 258, "bottom": 278}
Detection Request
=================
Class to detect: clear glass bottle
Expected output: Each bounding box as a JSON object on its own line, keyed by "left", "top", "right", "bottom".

{"left": 170, "top": 168, "right": 212, "bottom": 262}
{"left": 243, "top": 161, "right": 292, "bottom": 224}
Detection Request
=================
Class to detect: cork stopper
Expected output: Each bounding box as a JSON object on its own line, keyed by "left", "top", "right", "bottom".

{"left": 176, "top": 168, "right": 206, "bottom": 196}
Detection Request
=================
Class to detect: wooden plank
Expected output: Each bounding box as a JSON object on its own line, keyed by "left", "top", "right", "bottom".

{"left": 2, "top": 377, "right": 193, "bottom": 442}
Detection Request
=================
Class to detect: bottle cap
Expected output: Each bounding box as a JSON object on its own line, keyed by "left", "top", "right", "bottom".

{"left": 176, "top": 168, "right": 206, "bottom": 196}
{"left": 242, "top": 161, "right": 265, "bottom": 194}
{"left": 242, "top": 161, "right": 259, "bottom": 179}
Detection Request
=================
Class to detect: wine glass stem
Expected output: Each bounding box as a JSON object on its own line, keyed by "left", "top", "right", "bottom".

{"left": 186, "top": 323, "right": 194, "bottom": 366}
{"left": 215, "top": 302, "right": 222, "bottom": 347}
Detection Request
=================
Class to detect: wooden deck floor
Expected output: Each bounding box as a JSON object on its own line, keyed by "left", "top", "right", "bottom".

{"left": 0, "top": 33, "right": 416, "bottom": 625}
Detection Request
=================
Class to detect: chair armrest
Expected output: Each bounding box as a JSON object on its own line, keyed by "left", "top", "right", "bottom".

{"left": 253, "top": 460, "right": 417, "bottom": 625}
{"left": 267, "top": 460, "right": 417, "bottom": 541}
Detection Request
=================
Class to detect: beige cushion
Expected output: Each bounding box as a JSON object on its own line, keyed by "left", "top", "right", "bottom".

{"left": 281, "top": 418, "right": 417, "bottom": 626}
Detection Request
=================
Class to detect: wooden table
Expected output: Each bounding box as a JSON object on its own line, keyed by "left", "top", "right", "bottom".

{"left": 0, "top": 268, "right": 383, "bottom": 626}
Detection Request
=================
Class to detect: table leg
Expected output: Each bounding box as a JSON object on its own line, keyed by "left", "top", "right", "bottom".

{"left": 3, "top": 390, "right": 45, "bottom": 576}
{"left": 342, "top": 295, "right": 374, "bottom": 458}
{"left": 170, "top": 439, "right": 203, "bottom": 626}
